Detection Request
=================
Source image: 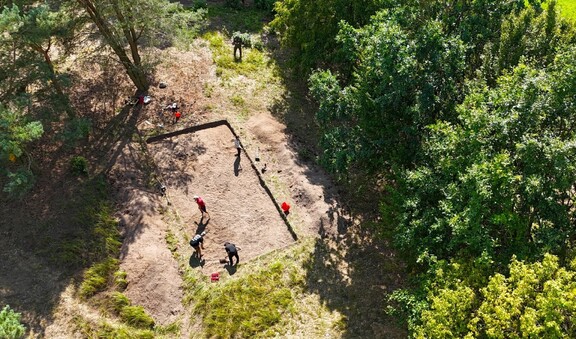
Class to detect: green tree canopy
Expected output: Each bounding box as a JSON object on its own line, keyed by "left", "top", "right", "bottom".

{"left": 395, "top": 46, "right": 576, "bottom": 265}
{"left": 416, "top": 254, "right": 576, "bottom": 338}
{"left": 310, "top": 11, "right": 466, "bottom": 178}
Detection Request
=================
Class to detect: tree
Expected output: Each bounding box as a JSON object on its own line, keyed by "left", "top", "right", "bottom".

{"left": 75, "top": 0, "right": 206, "bottom": 91}
{"left": 394, "top": 46, "right": 576, "bottom": 265}
{"left": 309, "top": 11, "right": 466, "bottom": 179}
{"left": 271, "top": 0, "right": 389, "bottom": 75}
{"left": 482, "top": 0, "right": 576, "bottom": 84}
{"left": 415, "top": 254, "right": 576, "bottom": 338}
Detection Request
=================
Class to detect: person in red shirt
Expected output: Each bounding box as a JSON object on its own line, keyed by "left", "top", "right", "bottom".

{"left": 173, "top": 111, "right": 181, "bottom": 124}
{"left": 193, "top": 195, "right": 210, "bottom": 220}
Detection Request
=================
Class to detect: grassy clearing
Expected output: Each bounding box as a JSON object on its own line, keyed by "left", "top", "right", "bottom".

{"left": 203, "top": 31, "right": 269, "bottom": 79}
{"left": 194, "top": 261, "right": 298, "bottom": 337}
{"left": 179, "top": 241, "right": 344, "bottom": 337}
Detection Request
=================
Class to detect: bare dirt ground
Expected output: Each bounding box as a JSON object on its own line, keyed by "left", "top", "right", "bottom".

{"left": 148, "top": 124, "right": 296, "bottom": 272}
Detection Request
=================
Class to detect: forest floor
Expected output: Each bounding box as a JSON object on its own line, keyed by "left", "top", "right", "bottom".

{"left": 1, "top": 2, "right": 407, "bottom": 338}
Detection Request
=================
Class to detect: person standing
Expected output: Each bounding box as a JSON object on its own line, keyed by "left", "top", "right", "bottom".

{"left": 193, "top": 195, "right": 210, "bottom": 220}
{"left": 190, "top": 231, "right": 206, "bottom": 257}
{"left": 224, "top": 242, "right": 240, "bottom": 266}
{"left": 234, "top": 136, "right": 242, "bottom": 157}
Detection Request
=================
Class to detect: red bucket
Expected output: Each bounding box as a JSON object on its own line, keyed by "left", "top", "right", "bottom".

{"left": 281, "top": 202, "right": 290, "bottom": 214}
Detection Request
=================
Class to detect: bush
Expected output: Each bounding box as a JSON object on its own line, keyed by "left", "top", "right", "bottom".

{"left": 232, "top": 31, "right": 252, "bottom": 47}
{"left": 2, "top": 169, "right": 35, "bottom": 198}
{"left": 70, "top": 156, "right": 89, "bottom": 176}
{"left": 62, "top": 117, "right": 91, "bottom": 143}
{"left": 0, "top": 305, "right": 26, "bottom": 339}
{"left": 225, "top": 0, "right": 242, "bottom": 9}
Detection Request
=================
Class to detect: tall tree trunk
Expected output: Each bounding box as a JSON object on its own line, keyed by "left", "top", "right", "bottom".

{"left": 77, "top": 0, "right": 149, "bottom": 92}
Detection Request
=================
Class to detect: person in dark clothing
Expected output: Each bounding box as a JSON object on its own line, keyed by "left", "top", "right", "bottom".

{"left": 190, "top": 231, "right": 206, "bottom": 257}
{"left": 233, "top": 36, "right": 242, "bottom": 60}
{"left": 224, "top": 242, "right": 240, "bottom": 266}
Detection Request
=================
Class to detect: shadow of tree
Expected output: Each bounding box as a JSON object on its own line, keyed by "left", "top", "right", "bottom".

{"left": 148, "top": 137, "right": 207, "bottom": 191}
{"left": 305, "top": 222, "right": 408, "bottom": 338}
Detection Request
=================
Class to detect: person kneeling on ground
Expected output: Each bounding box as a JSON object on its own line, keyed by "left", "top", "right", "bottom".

{"left": 190, "top": 231, "right": 206, "bottom": 257}
{"left": 224, "top": 242, "right": 240, "bottom": 266}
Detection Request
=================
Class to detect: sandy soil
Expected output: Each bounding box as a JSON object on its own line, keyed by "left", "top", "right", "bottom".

{"left": 148, "top": 124, "right": 296, "bottom": 272}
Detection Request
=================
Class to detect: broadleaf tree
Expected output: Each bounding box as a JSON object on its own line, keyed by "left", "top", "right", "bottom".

{"left": 394, "top": 46, "right": 576, "bottom": 266}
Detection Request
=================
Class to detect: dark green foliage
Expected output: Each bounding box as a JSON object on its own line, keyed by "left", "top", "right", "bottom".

{"left": 61, "top": 117, "right": 91, "bottom": 143}
{"left": 395, "top": 48, "right": 576, "bottom": 265}
{"left": 225, "top": 0, "right": 243, "bottom": 9}
{"left": 310, "top": 13, "right": 466, "bottom": 178}
{"left": 70, "top": 156, "right": 89, "bottom": 176}
{"left": 0, "top": 306, "right": 26, "bottom": 339}
{"left": 0, "top": 105, "right": 43, "bottom": 196}
{"left": 271, "top": 0, "right": 389, "bottom": 74}
{"left": 254, "top": 0, "right": 276, "bottom": 12}
{"left": 232, "top": 31, "right": 252, "bottom": 47}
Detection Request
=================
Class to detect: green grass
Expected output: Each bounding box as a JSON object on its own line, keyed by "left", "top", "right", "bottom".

{"left": 110, "top": 292, "right": 155, "bottom": 329}
{"left": 79, "top": 258, "right": 120, "bottom": 298}
{"left": 203, "top": 31, "right": 269, "bottom": 79}
{"left": 114, "top": 270, "right": 128, "bottom": 291}
{"left": 165, "top": 230, "right": 179, "bottom": 256}
{"left": 194, "top": 260, "right": 301, "bottom": 338}
{"left": 73, "top": 316, "right": 155, "bottom": 339}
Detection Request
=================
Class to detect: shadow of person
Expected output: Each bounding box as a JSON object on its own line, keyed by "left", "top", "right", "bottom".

{"left": 233, "top": 156, "right": 242, "bottom": 177}
{"left": 189, "top": 254, "right": 205, "bottom": 268}
{"left": 224, "top": 264, "right": 237, "bottom": 275}
{"left": 194, "top": 219, "right": 209, "bottom": 234}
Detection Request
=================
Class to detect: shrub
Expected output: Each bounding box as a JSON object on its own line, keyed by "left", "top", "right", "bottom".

{"left": 0, "top": 305, "right": 26, "bottom": 339}
{"left": 3, "top": 169, "right": 35, "bottom": 198}
{"left": 232, "top": 31, "right": 252, "bottom": 47}
{"left": 62, "top": 117, "right": 91, "bottom": 142}
{"left": 225, "top": 0, "right": 242, "bottom": 9}
{"left": 70, "top": 156, "right": 89, "bottom": 176}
